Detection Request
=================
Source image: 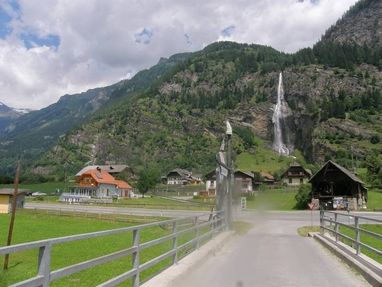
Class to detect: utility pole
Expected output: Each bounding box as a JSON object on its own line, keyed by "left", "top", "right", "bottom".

{"left": 3, "top": 161, "right": 21, "bottom": 270}
{"left": 226, "top": 121, "right": 233, "bottom": 229}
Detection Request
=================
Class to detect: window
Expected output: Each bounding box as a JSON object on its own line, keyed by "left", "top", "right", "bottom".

{"left": 289, "top": 178, "right": 292, "bottom": 184}
{"left": 300, "top": 178, "right": 303, "bottom": 184}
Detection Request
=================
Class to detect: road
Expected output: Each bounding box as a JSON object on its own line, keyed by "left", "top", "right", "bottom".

{"left": 168, "top": 210, "right": 372, "bottom": 287}
{"left": 25, "top": 202, "right": 208, "bottom": 218}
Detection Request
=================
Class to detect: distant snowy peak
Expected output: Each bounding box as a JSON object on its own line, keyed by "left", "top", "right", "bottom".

{"left": 13, "top": 107, "right": 33, "bottom": 114}
{"left": 0, "top": 102, "right": 33, "bottom": 115}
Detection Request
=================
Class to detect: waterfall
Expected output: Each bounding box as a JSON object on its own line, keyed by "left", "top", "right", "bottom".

{"left": 272, "top": 72, "right": 289, "bottom": 156}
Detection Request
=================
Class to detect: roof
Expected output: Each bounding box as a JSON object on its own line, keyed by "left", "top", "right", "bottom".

{"left": 115, "top": 180, "right": 132, "bottom": 190}
{"left": 0, "top": 189, "right": 28, "bottom": 195}
{"left": 76, "top": 165, "right": 128, "bottom": 176}
{"left": 282, "top": 162, "right": 312, "bottom": 178}
{"left": 167, "top": 168, "right": 192, "bottom": 179}
{"left": 310, "top": 160, "right": 365, "bottom": 185}
{"left": 260, "top": 172, "right": 274, "bottom": 181}
{"left": 80, "top": 168, "right": 133, "bottom": 189}
{"left": 234, "top": 170, "right": 254, "bottom": 179}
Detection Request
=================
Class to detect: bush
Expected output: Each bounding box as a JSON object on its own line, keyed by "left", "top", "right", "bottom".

{"left": 295, "top": 184, "right": 311, "bottom": 210}
{"left": 370, "top": 135, "right": 380, "bottom": 144}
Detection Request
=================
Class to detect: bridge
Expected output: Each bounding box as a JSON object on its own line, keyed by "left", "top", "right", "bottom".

{"left": 0, "top": 208, "right": 381, "bottom": 287}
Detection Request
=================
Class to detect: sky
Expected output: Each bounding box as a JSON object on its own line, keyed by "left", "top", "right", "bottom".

{"left": 0, "top": 0, "right": 358, "bottom": 110}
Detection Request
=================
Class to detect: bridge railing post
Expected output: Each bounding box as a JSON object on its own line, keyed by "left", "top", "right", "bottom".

{"left": 319, "top": 210, "right": 324, "bottom": 235}
{"left": 172, "top": 221, "right": 178, "bottom": 265}
{"left": 132, "top": 229, "right": 140, "bottom": 287}
{"left": 37, "top": 243, "right": 52, "bottom": 287}
{"left": 334, "top": 213, "right": 339, "bottom": 242}
{"left": 355, "top": 217, "right": 361, "bottom": 255}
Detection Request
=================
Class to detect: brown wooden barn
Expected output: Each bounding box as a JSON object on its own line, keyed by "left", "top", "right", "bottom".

{"left": 309, "top": 160, "right": 367, "bottom": 210}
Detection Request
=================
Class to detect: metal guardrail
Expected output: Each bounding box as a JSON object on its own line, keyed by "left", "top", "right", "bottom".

{"left": 0, "top": 211, "right": 225, "bottom": 287}
{"left": 320, "top": 210, "right": 382, "bottom": 258}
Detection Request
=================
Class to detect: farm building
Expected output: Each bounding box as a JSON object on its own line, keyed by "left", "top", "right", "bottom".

{"left": 164, "top": 168, "right": 202, "bottom": 185}
{"left": 0, "top": 189, "right": 27, "bottom": 214}
{"left": 60, "top": 167, "right": 133, "bottom": 203}
{"left": 281, "top": 162, "right": 312, "bottom": 186}
{"left": 310, "top": 160, "right": 367, "bottom": 210}
{"left": 234, "top": 170, "right": 254, "bottom": 193}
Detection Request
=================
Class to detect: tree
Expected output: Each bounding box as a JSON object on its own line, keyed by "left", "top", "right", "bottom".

{"left": 295, "top": 184, "right": 312, "bottom": 210}
{"left": 136, "top": 167, "right": 160, "bottom": 198}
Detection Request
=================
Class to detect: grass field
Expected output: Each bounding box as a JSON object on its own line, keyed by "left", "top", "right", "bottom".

{"left": 0, "top": 210, "right": 200, "bottom": 287}
{"left": 339, "top": 224, "right": 382, "bottom": 264}
{"left": 366, "top": 189, "right": 382, "bottom": 211}
{"left": 245, "top": 188, "right": 298, "bottom": 210}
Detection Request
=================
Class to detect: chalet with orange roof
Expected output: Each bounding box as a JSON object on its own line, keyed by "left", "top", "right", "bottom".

{"left": 60, "top": 167, "right": 133, "bottom": 203}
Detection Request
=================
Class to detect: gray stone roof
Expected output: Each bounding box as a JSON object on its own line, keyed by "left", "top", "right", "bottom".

{"left": 76, "top": 165, "right": 128, "bottom": 176}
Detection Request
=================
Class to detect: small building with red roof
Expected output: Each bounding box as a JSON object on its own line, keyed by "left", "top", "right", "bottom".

{"left": 60, "top": 167, "right": 133, "bottom": 203}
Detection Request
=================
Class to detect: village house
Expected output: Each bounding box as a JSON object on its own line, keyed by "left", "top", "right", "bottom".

{"left": 310, "top": 160, "right": 367, "bottom": 210}
{"left": 60, "top": 167, "right": 132, "bottom": 203}
{"left": 234, "top": 170, "right": 254, "bottom": 193}
{"left": 281, "top": 162, "right": 312, "bottom": 186}
{"left": 259, "top": 172, "right": 275, "bottom": 185}
{"left": 203, "top": 169, "right": 217, "bottom": 197}
{"left": 0, "top": 189, "right": 27, "bottom": 214}
{"left": 164, "top": 168, "right": 202, "bottom": 185}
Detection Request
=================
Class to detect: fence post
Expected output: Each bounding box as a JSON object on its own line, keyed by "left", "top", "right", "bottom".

{"left": 334, "top": 213, "right": 339, "bottom": 242}
{"left": 320, "top": 210, "right": 324, "bottom": 235}
{"left": 37, "top": 243, "right": 52, "bottom": 287}
{"left": 172, "top": 221, "right": 178, "bottom": 265}
{"left": 195, "top": 217, "right": 200, "bottom": 249}
{"left": 355, "top": 217, "right": 360, "bottom": 255}
{"left": 132, "top": 229, "right": 140, "bottom": 287}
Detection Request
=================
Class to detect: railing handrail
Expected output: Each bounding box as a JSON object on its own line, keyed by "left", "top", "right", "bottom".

{"left": 320, "top": 210, "right": 382, "bottom": 260}
{"left": 0, "top": 210, "right": 225, "bottom": 287}
{"left": 321, "top": 210, "right": 382, "bottom": 223}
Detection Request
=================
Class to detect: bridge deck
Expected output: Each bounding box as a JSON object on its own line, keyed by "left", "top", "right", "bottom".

{"left": 168, "top": 211, "right": 371, "bottom": 287}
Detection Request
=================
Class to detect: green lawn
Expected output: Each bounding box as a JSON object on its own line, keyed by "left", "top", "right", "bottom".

{"left": 245, "top": 188, "right": 298, "bottom": 210}
{"left": 339, "top": 224, "right": 382, "bottom": 264}
{"left": 0, "top": 210, "right": 199, "bottom": 287}
{"left": 366, "top": 190, "right": 382, "bottom": 211}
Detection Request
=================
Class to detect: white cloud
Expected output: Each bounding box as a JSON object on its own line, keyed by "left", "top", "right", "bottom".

{"left": 0, "top": 0, "right": 358, "bottom": 109}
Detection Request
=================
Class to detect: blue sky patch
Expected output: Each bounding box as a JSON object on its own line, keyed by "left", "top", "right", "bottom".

{"left": 21, "top": 32, "right": 60, "bottom": 49}
{"left": 135, "top": 28, "right": 153, "bottom": 44}
{"left": 221, "top": 25, "right": 235, "bottom": 38}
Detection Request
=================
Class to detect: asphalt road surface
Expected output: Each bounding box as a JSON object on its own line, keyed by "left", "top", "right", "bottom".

{"left": 169, "top": 210, "right": 373, "bottom": 287}
{"left": 25, "top": 202, "right": 207, "bottom": 218}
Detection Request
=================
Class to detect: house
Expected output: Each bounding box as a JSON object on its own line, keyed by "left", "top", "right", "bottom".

{"left": 165, "top": 168, "right": 202, "bottom": 185}
{"left": 234, "top": 170, "right": 254, "bottom": 193}
{"left": 0, "top": 189, "right": 27, "bottom": 214}
{"left": 260, "top": 172, "right": 275, "bottom": 185}
{"left": 60, "top": 167, "right": 133, "bottom": 203}
{"left": 281, "top": 162, "right": 312, "bottom": 186}
{"left": 203, "top": 169, "right": 217, "bottom": 197}
{"left": 310, "top": 160, "right": 367, "bottom": 210}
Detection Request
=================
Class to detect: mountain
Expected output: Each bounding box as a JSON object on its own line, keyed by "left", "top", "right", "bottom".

{"left": 4, "top": 0, "right": 382, "bottom": 185}
{"left": 0, "top": 102, "right": 32, "bottom": 131}
{"left": 321, "top": 0, "right": 382, "bottom": 49}
{"left": 0, "top": 53, "right": 191, "bottom": 174}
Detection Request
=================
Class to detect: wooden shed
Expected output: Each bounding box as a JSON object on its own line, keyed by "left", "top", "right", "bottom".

{"left": 309, "top": 161, "right": 367, "bottom": 210}
{"left": 0, "top": 189, "right": 27, "bottom": 214}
